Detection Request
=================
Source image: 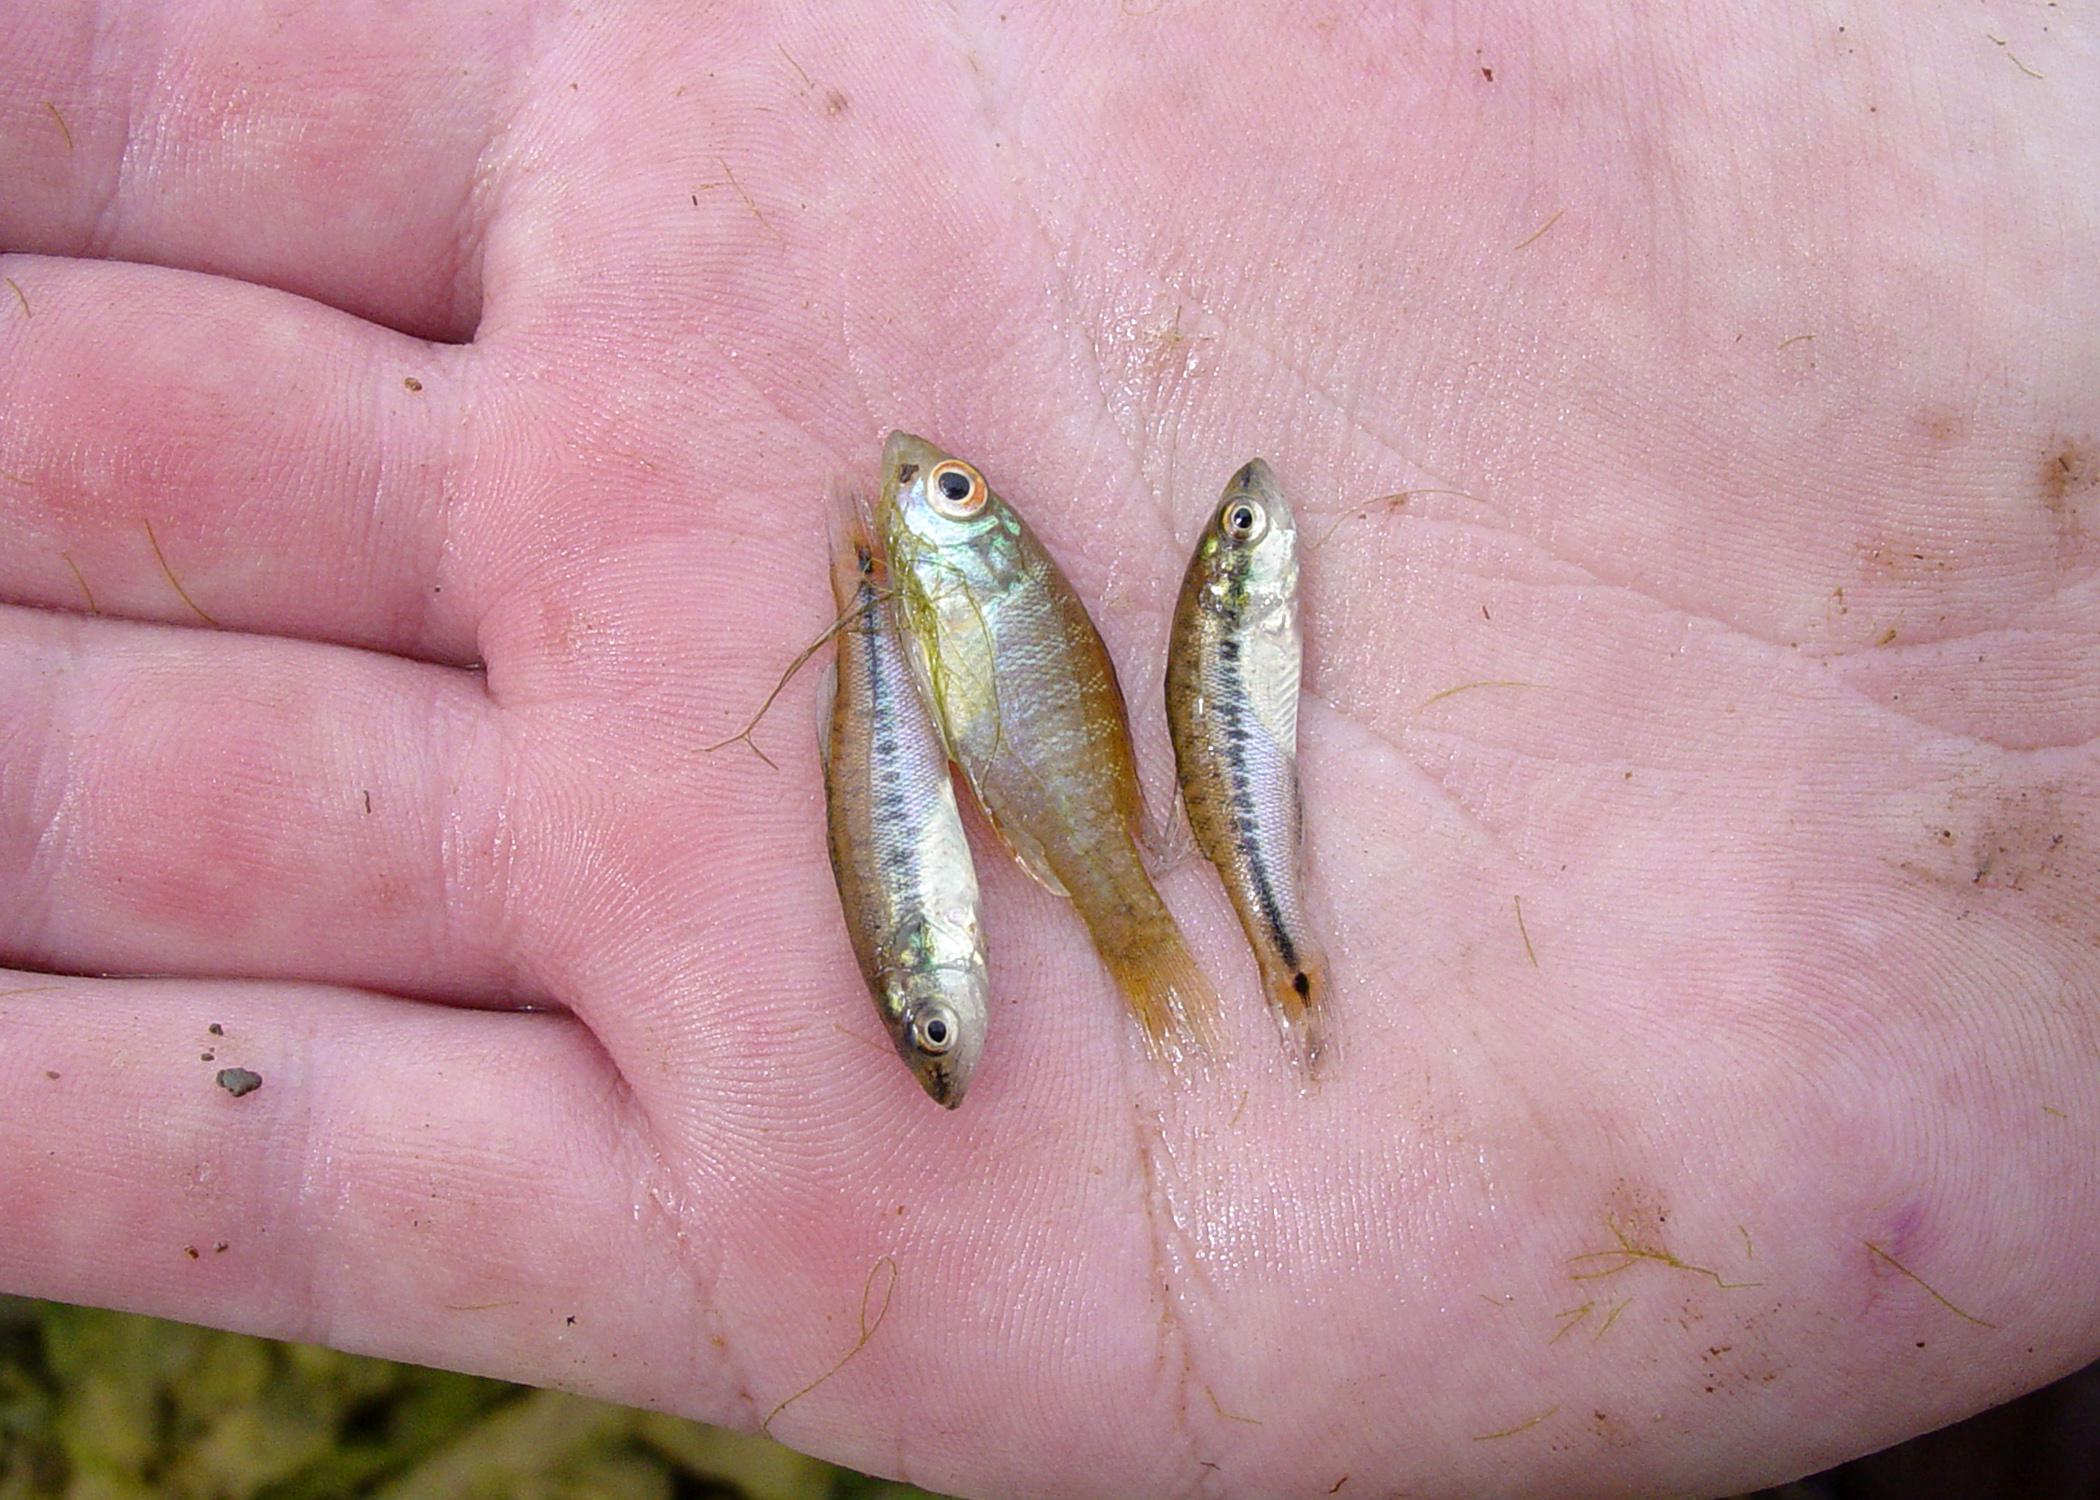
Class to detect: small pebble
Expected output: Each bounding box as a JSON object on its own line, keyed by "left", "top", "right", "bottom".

{"left": 216, "top": 1067, "right": 262, "bottom": 1098}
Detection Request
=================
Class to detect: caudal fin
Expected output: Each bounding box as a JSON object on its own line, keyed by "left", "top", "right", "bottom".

{"left": 824, "top": 474, "right": 881, "bottom": 608}
{"left": 1263, "top": 951, "right": 1332, "bottom": 1079}
{"left": 1098, "top": 906, "right": 1223, "bottom": 1066}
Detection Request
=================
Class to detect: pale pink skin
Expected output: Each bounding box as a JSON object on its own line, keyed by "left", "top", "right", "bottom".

{"left": 0, "top": 3, "right": 2095, "bottom": 1496}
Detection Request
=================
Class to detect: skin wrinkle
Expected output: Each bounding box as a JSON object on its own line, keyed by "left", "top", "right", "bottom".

{"left": 443, "top": 150, "right": 495, "bottom": 342}
{"left": 457, "top": 0, "right": 601, "bottom": 342}
{"left": 1825, "top": 685, "right": 2100, "bottom": 759}
{"left": 1503, "top": 515, "right": 1833, "bottom": 665}
{"left": 425, "top": 679, "right": 494, "bottom": 993}
{"left": 1408, "top": 643, "right": 2100, "bottom": 773}
{"left": 1203, "top": 304, "right": 1468, "bottom": 492}
{"left": 393, "top": 344, "right": 489, "bottom": 671}
{"left": 834, "top": 253, "right": 880, "bottom": 439}
{"left": 1316, "top": 498, "right": 2095, "bottom": 759}
{"left": 413, "top": 438, "right": 459, "bottom": 673}
{"left": 431, "top": 699, "right": 540, "bottom": 1005}
{"left": 932, "top": 4, "right": 1185, "bottom": 540}
{"left": 686, "top": 330, "right": 856, "bottom": 483}
{"left": 1168, "top": 284, "right": 2092, "bottom": 676}
{"left": 76, "top": 5, "right": 133, "bottom": 263}
{"left": 1794, "top": 617, "right": 2098, "bottom": 664}
{"left": 12, "top": 625, "right": 77, "bottom": 953}
{"left": 1302, "top": 694, "right": 1522, "bottom": 862}
{"left": 1125, "top": 1104, "right": 1213, "bottom": 1495}
{"left": 1399, "top": 718, "right": 2100, "bottom": 804}
{"left": 585, "top": 1035, "right": 760, "bottom": 1429}
{"left": 436, "top": 14, "right": 549, "bottom": 345}
{"left": 281, "top": 1019, "right": 342, "bottom": 1354}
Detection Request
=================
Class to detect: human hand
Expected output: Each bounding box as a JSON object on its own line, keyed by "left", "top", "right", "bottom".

{"left": 3, "top": 3, "right": 2095, "bottom": 1496}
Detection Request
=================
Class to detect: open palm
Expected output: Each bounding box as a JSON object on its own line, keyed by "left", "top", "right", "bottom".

{"left": 4, "top": 4, "right": 2096, "bottom": 1496}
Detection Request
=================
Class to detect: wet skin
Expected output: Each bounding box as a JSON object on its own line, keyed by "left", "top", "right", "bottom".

{"left": 0, "top": 3, "right": 2096, "bottom": 1497}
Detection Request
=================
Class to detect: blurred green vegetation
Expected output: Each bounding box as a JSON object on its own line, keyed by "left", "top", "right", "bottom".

{"left": 0, "top": 1299, "right": 948, "bottom": 1500}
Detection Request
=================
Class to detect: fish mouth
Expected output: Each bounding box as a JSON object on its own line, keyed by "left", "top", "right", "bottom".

{"left": 1227, "top": 457, "right": 1279, "bottom": 495}
{"left": 905, "top": 1043, "right": 978, "bottom": 1109}
{"left": 881, "top": 430, "right": 945, "bottom": 491}
{"left": 920, "top": 1063, "right": 968, "bottom": 1109}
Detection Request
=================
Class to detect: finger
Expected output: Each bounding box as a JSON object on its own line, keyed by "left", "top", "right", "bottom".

{"left": 0, "top": 1, "right": 521, "bottom": 341}
{"left": 0, "top": 973, "right": 717, "bottom": 1410}
{"left": 0, "top": 606, "right": 531, "bottom": 1005}
{"left": 0, "top": 257, "right": 481, "bottom": 662}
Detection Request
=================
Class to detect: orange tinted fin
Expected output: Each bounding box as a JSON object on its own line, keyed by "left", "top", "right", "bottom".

{"left": 1095, "top": 900, "right": 1223, "bottom": 1065}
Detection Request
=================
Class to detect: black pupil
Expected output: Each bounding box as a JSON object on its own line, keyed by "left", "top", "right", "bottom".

{"left": 939, "top": 470, "right": 972, "bottom": 502}
{"left": 924, "top": 1017, "right": 948, "bottom": 1044}
{"left": 1230, "top": 505, "right": 1254, "bottom": 531}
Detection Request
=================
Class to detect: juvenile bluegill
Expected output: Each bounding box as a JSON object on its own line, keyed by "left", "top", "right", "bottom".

{"left": 1166, "top": 460, "right": 1329, "bottom": 1071}
{"left": 821, "top": 479, "right": 990, "bottom": 1107}
{"left": 876, "top": 431, "right": 1219, "bottom": 1060}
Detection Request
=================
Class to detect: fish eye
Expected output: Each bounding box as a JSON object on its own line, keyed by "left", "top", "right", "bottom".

{"left": 928, "top": 460, "right": 987, "bottom": 519}
{"left": 1220, "top": 499, "right": 1266, "bottom": 542}
{"left": 911, "top": 1006, "right": 958, "bottom": 1055}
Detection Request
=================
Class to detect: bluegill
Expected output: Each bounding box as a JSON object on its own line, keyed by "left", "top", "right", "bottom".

{"left": 821, "top": 479, "right": 990, "bottom": 1107}
{"left": 1165, "top": 459, "right": 1329, "bottom": 1071}
{"left": 876, "top": 432, "right": 1218, "bottom": 1060}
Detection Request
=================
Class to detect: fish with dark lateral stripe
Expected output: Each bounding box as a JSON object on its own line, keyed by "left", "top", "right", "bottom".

{"left": 1167, "top": 459, "right": 1331, "bottom": 1073}
{"left": 821, "top": 477, "right": 990, "bottom": 1106}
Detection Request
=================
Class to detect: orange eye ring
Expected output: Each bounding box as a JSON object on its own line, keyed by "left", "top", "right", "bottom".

{"left": 927, "top": 460, "right": 988, "bottom": 519}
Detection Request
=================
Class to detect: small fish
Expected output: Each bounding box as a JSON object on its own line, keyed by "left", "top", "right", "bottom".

{"left": 821, "top": 478, "right": 990, "bottom": 1107}
{"left": 877, "top": 431, "right": 1219, "bottom": 1059}
{"left": 1166, "top": 459, "right": 1329, "bottom": 1070}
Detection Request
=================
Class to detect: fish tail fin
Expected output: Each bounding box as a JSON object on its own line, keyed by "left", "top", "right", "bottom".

{"left": 1096, "top": 898, "right": 1224, "bottom": 1065}
{"left": 824, "top": 474, "right": 881, "bottom": 606}
{"left": 1261, "top": 947, "right": 1333, "bottom": 1079}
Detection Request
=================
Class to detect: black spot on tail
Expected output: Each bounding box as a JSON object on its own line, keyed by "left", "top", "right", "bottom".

{"left": 1291, "top": 971, "right": 1311, "bottom": 998}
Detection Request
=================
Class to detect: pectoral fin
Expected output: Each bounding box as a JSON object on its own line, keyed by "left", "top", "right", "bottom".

{"left": 816, "top": 658, "right": 838, "bottom": 772}
{"left": 979, "top": 801, "right": 1070, "bottom": 898}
